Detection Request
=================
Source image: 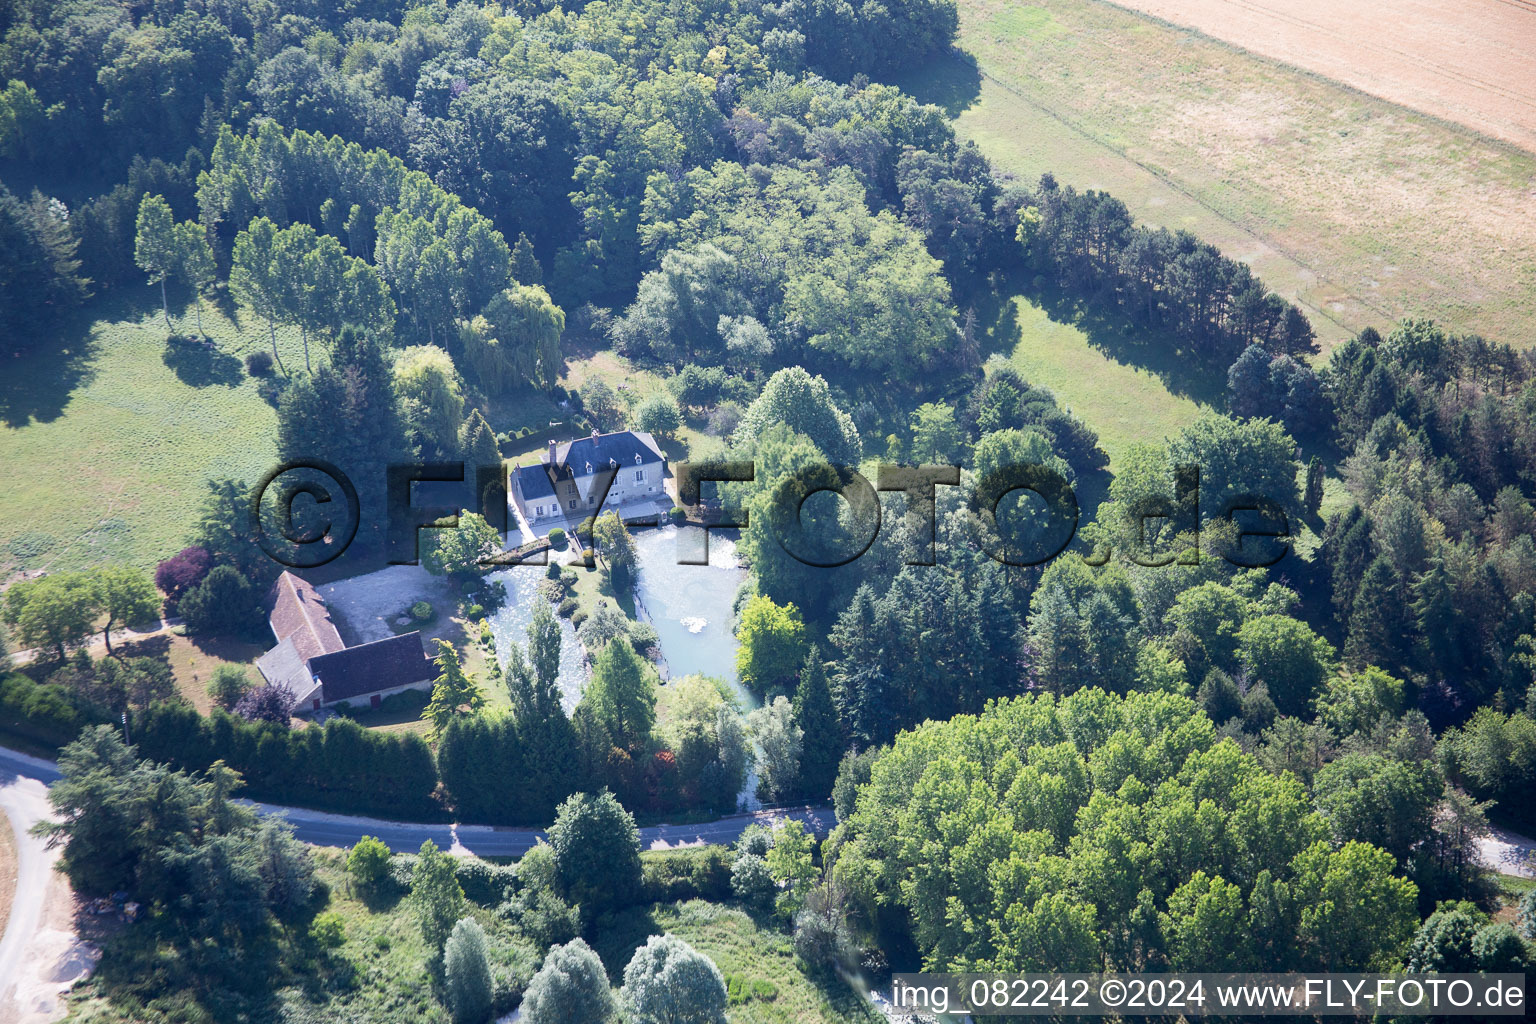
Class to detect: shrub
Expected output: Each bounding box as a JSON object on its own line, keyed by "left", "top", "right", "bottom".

{"left": 0, "top": 671, "right": 107, "bottom": 749}
{"left": 730, "top": 853, "right": 775, "bottom": 912}
{"left": 522, "top": 938, "right": 614, "bottom": 1024}
{"left": 735, "top": 824, "right": 774, "bottom": 859}
{"left": 206, "top": 664, "right": 251, "bottom": 710}
{"left": 465, "top": 603, "right": 485, "bottom": 621}
{"left": 178, "top": 565, "right": 262, "bottom": 637}
{"left": 557, "top": 598, "right": 577, "bottom": 618}
{"left": 310, "top": 912, "right": 347, "bottom": 949}
{"left": 245, "top": 350, "right": 274, "bottom": 376}
{"left": 154, "top": 546, "right": 211, "bottom": 611}
{"left": 641, "top": 847, "right": 732, "bottom": 902}
{"left": 628, "top": 622, "right": 659, "bottom": 655}
{"left": 620, "top": 934, "right": 728, "bottom": 1024}
{"left": 454, "top": 857, "right": 518, "bottom": 906}
{"left": 545, "top": 562, "right": 563, "bottom": 580}
{"left": 1519, "top": 888, "right": 1536, "bottom": 940}
{"left": 570, "top": 609, "right": 588, "bottom": 629}
{"left": 347, "top": 836, "right": 393, "bottom": 893}
{"left": 235, "top": 683, "right": 297, "bottom": 724}
{"left": 725, "top": 974, "right": 778, "bottom": 1005}
{"left": 547, "top": 527, "right": 567, "bottom": 548}
{"left": 669, "top": 506, "right": 687, "bottom": 524}
{"left": 410, "top": 600, "right": 435, "bottom": 622}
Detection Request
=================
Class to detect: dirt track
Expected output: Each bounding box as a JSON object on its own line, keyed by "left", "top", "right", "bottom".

{"left": 1110, "top": 0, "right": 1536, "bottom": 153}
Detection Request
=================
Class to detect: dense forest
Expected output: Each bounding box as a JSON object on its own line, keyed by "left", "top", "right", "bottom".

{"left": 3, "top": 0, "right": 1536, "bottom": 1017}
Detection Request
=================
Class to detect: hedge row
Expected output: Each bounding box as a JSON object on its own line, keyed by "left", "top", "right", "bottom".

{"left": 128, "top": 703, "right": 442, "bottom": 819}
{"left": 0, "top": 672, "right": 110, "bottom": 749}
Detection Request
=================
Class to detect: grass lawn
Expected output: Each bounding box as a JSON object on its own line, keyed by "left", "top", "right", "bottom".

{"left": 152, "top": 633, "right": 267, "bottom": 714}
{"left": 902, "top": 0, "right": 1536, "bottom": 352}
{"left": 592, "top": 898, "right": 881, "bottom": 1024}
{"left": 0, "top": 286, "right": 293, "bottom": 582}
{"left": 1000, "top": 296, "right": 1206, "bottom": 470}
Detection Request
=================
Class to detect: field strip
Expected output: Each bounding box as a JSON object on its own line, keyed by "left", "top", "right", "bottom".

{"left": 1102, "top": 0, "right": 1536, "bottom": 153}
{"left": 955, "top": 54, "right": 1383, "bottom": 347}
{"left": 946, "top": 0, "right": 1536, "bottom": 349}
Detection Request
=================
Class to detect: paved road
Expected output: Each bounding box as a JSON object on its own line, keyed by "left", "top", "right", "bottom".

{"left": 0, "top": 745, "right": 835, "bottom": 857}
{"left": 1477, "top": 824, "right": 1536, "bottom": 879}
{"left": 0, "top": 747, "right": 63, "bottom": 1018}
{"left": 246, "top": 798, "right": 837, "bottom": 857}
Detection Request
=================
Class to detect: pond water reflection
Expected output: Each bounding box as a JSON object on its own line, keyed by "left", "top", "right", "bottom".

{"left": 484, "top": 565, "right": 588, "bottom": 714}
{"left": 631, "top": 525, "right": 756, "bottom": 711}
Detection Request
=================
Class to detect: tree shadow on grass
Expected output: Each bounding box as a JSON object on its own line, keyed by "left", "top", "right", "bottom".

{"left": 891, "top": 49, "right": 983, "bottom": 118}
{"left": 163, "top": 334, "right": 245, "bottom": 387}
{"left": 0, "top": 286, "right": 160, "bottom": 427}
{"left": 117, "top": 634, "right": 173, "bottom": 663}
{"left": 991, "top": 264, "right": 1230, "bottom": 409}
{"left": 0, "top": 313, "right": 99, "bottom": 427}
{"left": 186, "top": 634, "right": 267, "bottom": 664}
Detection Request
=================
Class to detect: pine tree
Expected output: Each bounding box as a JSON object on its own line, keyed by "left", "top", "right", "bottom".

{"left": 586, "top": 640, "right": 655, "bottom": 750}
{"left": 1412, "top": 557, "right": 1465, "bottom": 682}
{"left": 1304, "top": 456, "right": 1325, "bottom": 515}
{"left": 1345, "top": 557, "right": 1409, "bottom": 672}
{"left": 460, "top": 408, "right": 502, "bottom": 476}
{"left": 793, "top": 648, "right": 841, "bottom": 800}
{"left": 511, "top": 231, "right": 543, "bottom": 285}
{"left": 1028, "top": 584, "right": 1088, "bottom": 692}
{"left": 1328, "top": 508, "right": 1374, "bottom": 626}
{"left": 424, "top": 638, "right": 486, "bottom": 733}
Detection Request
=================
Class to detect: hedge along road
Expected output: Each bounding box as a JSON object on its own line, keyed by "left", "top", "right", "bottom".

{"left": 0, "top": 743, "right": 835, "bottom": 857}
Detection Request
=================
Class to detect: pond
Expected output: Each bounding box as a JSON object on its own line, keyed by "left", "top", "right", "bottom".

{"left": 484, "top": 566, "right": 588, "bottom": 714}
{"left": 631, "top": 524, "right": 755, "bottom": 711}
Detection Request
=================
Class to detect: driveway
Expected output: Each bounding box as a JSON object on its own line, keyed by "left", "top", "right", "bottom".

{"left": 317, "top": 564, "right": 464, "bottom": 646}
{"left": 0, "top": 747, "right": 89, "bottom": 1024}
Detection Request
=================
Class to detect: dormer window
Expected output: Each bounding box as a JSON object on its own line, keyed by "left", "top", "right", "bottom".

{"left": 585, "top": 461, "right": 593, "bottom": 473}
{"left": 634, "top": 453, "right": 643, "bottom": 464}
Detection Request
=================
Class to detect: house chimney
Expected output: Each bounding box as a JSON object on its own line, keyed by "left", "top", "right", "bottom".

{"left": 546, "top": 440, "right": 556, "bottom": 464}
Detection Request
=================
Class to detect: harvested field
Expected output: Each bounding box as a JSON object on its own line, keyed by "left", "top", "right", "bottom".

{"left": 933, "top": 0, "right": 1536, "bottom": 349}
{"left": 1109, "top": 0, "right": 1536, "bottom": 153}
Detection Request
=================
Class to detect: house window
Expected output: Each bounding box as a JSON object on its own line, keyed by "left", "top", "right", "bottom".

{"left": 588, "top": 496, "right": 596, "bottom": 506}
{"left": 634, "top": 469, "right": 645, "bottom": 483}
{"left": 569, "top": 499, "right": 577, "bottom": 510}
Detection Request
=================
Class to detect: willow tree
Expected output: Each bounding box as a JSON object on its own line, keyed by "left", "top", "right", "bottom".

{"left": 460, "top": 283, "right": 564, "bottom": 394}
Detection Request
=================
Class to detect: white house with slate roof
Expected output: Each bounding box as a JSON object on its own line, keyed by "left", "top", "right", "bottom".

{"left": 510, "top": 428, "right": 667, "bottom": 530}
